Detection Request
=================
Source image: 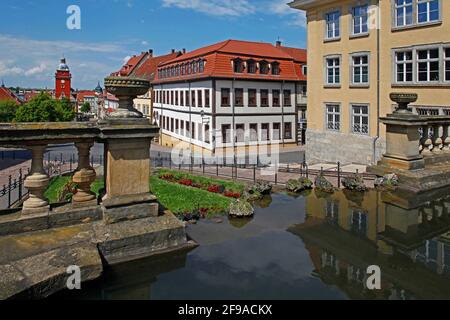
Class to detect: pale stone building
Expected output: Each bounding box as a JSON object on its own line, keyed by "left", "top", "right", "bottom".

{"left": 152, "top": 40, "right": 307, "bottom": 154}
{"left": 289, "top": 0, "right": 450, "bottom": 165}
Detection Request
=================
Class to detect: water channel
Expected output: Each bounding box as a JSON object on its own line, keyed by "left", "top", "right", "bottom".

{"left": 54, "top": 188, "right": 450, "bottom": 300}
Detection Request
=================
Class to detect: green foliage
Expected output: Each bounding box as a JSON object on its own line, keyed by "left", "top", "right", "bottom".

{"left": 45, "top": 176, "right": 103, "bottom": 204}
{"left": 80, "top": 102, "right": 91, "bottom": 113}
{"left": 56, "top": 97, "right": 76, "bottom": 121}
{"left": 0, "top": 100, "right": 18, "bottom": 122}
{"left": 14, "top": 93, "right": 75, "bottom": 122}
{"left": 150, "top": 175, "right": 234, "bottom": 216}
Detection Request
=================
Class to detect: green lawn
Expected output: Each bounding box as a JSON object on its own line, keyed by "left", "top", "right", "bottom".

{"left": 44, "top": 176, "right": 104, "bottom": 204}
{"left": 44, "top": 170, "right": 244, "bottom": 216}
{"left": 150, "top": 175, "right": 234, "bottom": 216}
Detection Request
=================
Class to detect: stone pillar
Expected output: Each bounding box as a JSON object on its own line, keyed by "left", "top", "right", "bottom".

{"left": 376, "top": 93, "right": 426, "bottom": 171}
{"left": 101, "top": 76, "right": 159, "bottom": 224}
{"left": 22, "top": 145, "right": 50, "bottom": 215}
{"left": 72, "top": 141, "right": 97, "bottom": 207}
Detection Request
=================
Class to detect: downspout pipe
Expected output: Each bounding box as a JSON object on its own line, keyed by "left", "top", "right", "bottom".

{"left": 373, "top": 0, "right": 381, "bottom": 165}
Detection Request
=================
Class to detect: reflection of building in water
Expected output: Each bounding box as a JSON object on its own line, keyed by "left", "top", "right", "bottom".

{"left": 289, "top": 189, "right": 450, "bottom": 299}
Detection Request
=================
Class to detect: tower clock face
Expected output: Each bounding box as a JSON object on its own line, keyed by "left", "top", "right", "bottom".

{"left": 61, "top": 80, "right": 65, "bottom": 84}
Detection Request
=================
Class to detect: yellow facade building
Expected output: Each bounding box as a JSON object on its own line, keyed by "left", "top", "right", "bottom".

{"left": 289, "top": 0, "right": 450, "bottom": 165}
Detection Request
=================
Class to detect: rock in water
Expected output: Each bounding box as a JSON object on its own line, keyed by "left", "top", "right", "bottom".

{"left": 342, "top": 174, "right": 367, "bottom": 192}
{"left": 287, "top": 178, "right": 313, "bottom": 193}
{"left": 314, "top": 173, "right": 335, "bottom": 193}
{"left": 251, "top": 181, "right": 273, "bottom": 195}
{"left": 375, "top": 173, "right": 399, "bottom": 188}
{"left": 229, "top": 200, "right": 254, "bottom": 218}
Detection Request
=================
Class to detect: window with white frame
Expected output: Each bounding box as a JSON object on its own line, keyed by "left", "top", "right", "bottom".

{"left": 352, "top": 54, "right": 369, "bottom": 85}
{"left": 396, "top": 51, "right": 413, "bottom": 82}
{"left": 352, "top": 4, "right": 368, "bottom": 35}
{"left": 395, "top": 0, "right": 413, "bottom": 27}
{"left": 326, "top": 57, "right": 340, "bottom": 85}
{"left": 326, "top": 104, "right": 340, "bottom": 131}
{"left": 325, "top": 11, "right": 340, "bottom": 39}
{"left": 445, "top": 48, "right": 450, "bottom": 82}
{"left": 352, "top": 105, "right": 369, "bottom": 135}
{"left": 417, "top": 48, "right": 439, "bottom": 82}
{"left": 417, "top": 0, "right": 440, "bottom": 24}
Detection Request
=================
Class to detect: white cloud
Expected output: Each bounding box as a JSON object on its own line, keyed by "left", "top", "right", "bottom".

{"left": 24, "top": 63, "right": 48, "bottom": 76}
{"left": 268, "top": 0, "right": 306, "bottom": 28}
{"left": 123, "top": 55, "right": 132, "bottom": 64}
{"left": 0, "top": 34, "right": 128, "bottom": 89}
{"left": 162, "top": 0, "right": 256, "bottom": 17}
{"left": 160, "top": 0, "right": 306, "bottom": 27}
{"left": 141, "top": 40, "right": 149, "bottom": 46}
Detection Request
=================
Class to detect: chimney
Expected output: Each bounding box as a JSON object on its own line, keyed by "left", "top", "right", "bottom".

{"left": 149, "top": 49, "right": 153, "bottom": 57}
{"left": 276, "top": 41, "right": 282, "bottom": 47}
{"left": 182, "top": 48, "right": 186, "bottom": 54}
{"left": 171, "top": 49, "right": 175, "bottom": 54}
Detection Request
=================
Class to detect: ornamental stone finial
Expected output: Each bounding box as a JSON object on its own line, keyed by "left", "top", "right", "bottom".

{"left": 104, "top": 76, "right": 150, "bottom": 119}
{"left": 390, "top": 93, "right": 418, "bottom": 114}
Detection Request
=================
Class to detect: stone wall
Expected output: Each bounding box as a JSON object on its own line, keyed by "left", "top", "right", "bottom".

{"left": 305, "top": 129, "right": 386, "bottom": 166}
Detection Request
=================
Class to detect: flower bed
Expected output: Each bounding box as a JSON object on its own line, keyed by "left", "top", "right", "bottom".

{"left": 158, "top": 170, "right": 242, "bottom": 199}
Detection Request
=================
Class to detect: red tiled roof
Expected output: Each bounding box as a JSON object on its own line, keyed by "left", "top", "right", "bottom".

{"left": 0, "top": 86, "right": 21, "bottom": 104}
{"left": 154, "top": 40, "right": 307, "bottom": 84}
{"left": 278, "top": 46, "right": 307, "bottom": 63}
{"left": 76, "top": 90, "right": 97, "bottom": 103}
{"left": 133, "top": 51, "right": 182, "bottom": 80}
{"left": 112, "top": 52, "right": 147, "bottom": 77}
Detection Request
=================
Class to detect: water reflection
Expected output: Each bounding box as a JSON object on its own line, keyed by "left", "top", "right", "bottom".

{"left": 53, "top": 188, "right": 450, "bottom": 300}
{"left": 288, "top": 188, "right": 450, "bottom": 300}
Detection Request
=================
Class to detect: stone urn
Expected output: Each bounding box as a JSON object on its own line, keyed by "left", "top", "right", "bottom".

{"left": 390, "top": 93, "right": 418, "bottom": 114}
{"left": 104, "top": 76, "right": 150, "bottom": 119}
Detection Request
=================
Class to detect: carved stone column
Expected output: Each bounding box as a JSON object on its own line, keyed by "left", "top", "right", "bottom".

{"left": 22, "top": 145, "right": 50, "bottom": 215}
{"left": 373, "top": 93, "right": 426, "bottom": 171}
{"left": 72, "top": 141, "right": 97, "bottom": 206}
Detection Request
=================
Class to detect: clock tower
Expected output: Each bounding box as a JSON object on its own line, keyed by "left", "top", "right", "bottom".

{"left": 55, "top": 57, "right": 72, "bottom": 100}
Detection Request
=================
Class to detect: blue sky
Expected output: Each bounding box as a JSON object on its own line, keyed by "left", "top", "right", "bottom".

{"left": 0, "top": 0, "right": 306, "bottom": 90}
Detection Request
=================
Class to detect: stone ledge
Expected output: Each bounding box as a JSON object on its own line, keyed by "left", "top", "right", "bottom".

{"left": 2, "top": 243, "right": 102, "bottom": 300}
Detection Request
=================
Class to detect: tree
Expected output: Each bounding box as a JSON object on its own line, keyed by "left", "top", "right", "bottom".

{"left": 80, "top": 102, "right": 91, "bottom": 114}
{"left": 14, "top": 93, "right": 75, "bottom": 122}
{"left": 56, "top": 97, "right": 76, "bottom": 121}
{"left": 0, "top": 100, "right": 18, "bottom": 122}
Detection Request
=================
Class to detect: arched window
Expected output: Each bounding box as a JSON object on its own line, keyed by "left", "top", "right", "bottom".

{"left": 247, "top": 59, "right": 257, "bottom": 74}
{"left": 260, "top": 60, "right": 269, "bottom": 74}
{"left": 233, "top": 59, "right": 244, "bottom": 73}
{"left": 272, "top": 62, "right": 280, "bottom": 75}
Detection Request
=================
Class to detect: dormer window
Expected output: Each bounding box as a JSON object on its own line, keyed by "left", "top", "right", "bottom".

{"left": 260, "top": 61, "right": 269, "bottom": 74}
{"left": 272, "top": 62, "right": 280, "bottom": 75}
{"left": 233, "top": 59, "right": 244, "bottom": 73}
{"left": 188, "top": 62, "right": 192, "bottom": 74}
{"left": 199, "top": 59, "right": 205, "bottom": 73}
{"left": 247, "top": 60, "right": 257, "bottom": 74}
{"left": 193, "top": 61, "right": 198, "bottom": 73}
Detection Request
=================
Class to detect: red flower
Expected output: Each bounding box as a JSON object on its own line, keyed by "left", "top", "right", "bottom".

{"left": 207, "top": 185, "right": 220, "bottom": 193}
{"left": 179, "top": 179, "right": 193, "bottom": 186}
{"left": 224, "top": 191, "right": 241, "bottom": 199}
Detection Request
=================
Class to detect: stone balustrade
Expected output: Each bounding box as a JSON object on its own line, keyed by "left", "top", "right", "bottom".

{"left": 0, "top": 121, "right": 159, "bottom": 215}
{"left": 419, "top": 117, "right": 450, "bottom": 156}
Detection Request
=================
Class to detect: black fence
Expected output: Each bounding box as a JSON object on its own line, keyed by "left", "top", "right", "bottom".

{"left": 150, "top": 154, "right": 376, "bottom": 187}
{"left": 0, "top": 150, "right": 375, "bottom": 211}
